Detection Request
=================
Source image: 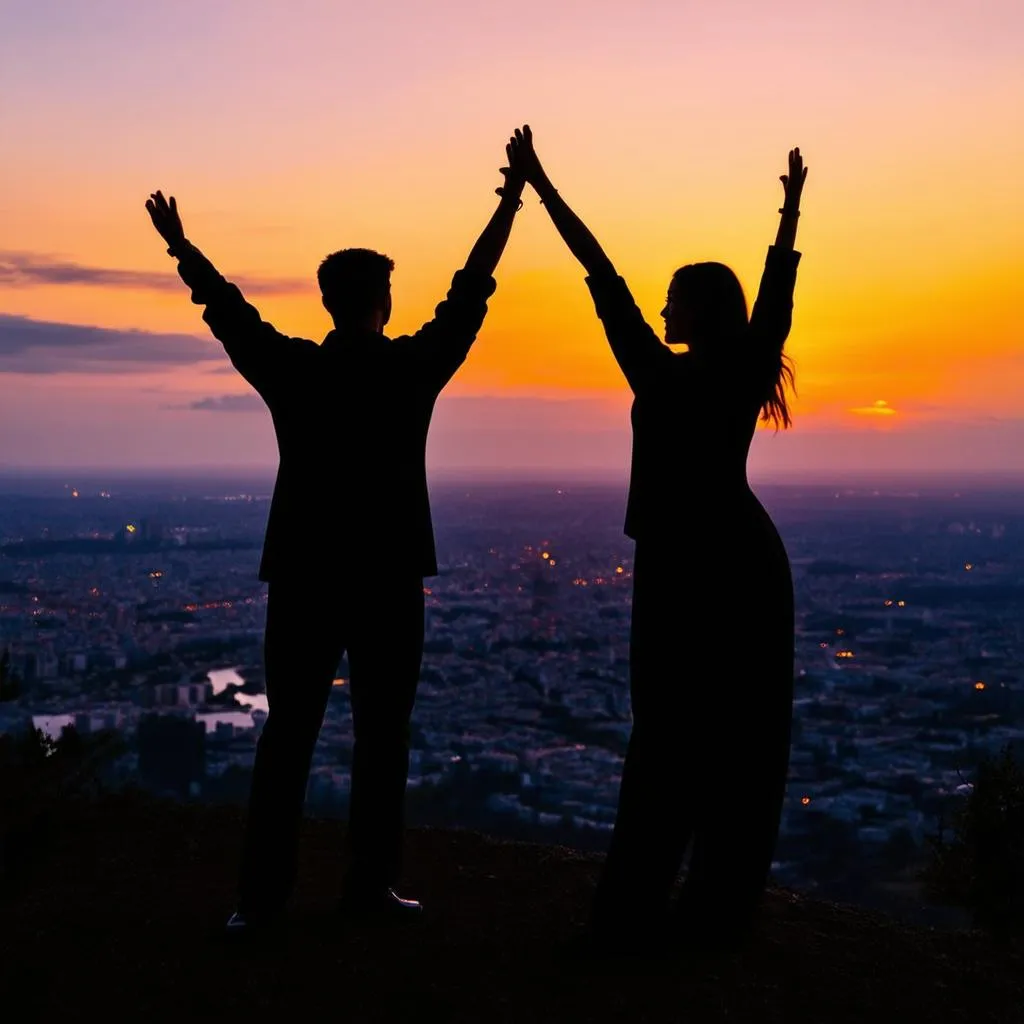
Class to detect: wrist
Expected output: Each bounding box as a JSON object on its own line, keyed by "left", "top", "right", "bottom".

{"left": 532, "top": 171, "right": 555, "bottom": 196}
{"left": 497, "top": 188, "right": 524, "bottom": 212}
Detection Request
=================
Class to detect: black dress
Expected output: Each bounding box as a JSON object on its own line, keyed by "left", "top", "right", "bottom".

{"left": 585, "top": 246, "right": 801, "bottom": 937}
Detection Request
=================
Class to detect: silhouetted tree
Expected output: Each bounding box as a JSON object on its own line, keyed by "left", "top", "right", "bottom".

{"left": 1, "top": 724, "right": 126, "bottom": 881}
{"left": 922, "top": 745, "right": 1024, "bottom": 940}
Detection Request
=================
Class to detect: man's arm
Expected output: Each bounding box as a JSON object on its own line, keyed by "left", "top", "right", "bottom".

{"left": 145, "top": 191, "right": 307, "bottom": 396}
{"left": 392, "top": 148, "right": 525, "bottom": 390}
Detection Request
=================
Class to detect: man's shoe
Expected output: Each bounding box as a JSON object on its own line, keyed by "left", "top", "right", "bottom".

{"left": 222, "top": 908, "right": 287, "bottom": 943}
{"left": 337, "top": 887, "right": 423, "bottom": 922}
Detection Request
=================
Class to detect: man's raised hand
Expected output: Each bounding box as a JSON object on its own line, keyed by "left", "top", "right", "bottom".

{"left": 145, "top": 190, "right": 186, "bottom": 248}
{"left": 495, "top": 134, "right": 527, "bottom": 205}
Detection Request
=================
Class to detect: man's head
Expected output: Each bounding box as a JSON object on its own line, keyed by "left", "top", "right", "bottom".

{"left": 317, "top": 248, "right": 395, "bottom": 332}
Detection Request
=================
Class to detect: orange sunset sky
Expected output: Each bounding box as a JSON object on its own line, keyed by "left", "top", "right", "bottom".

{"left": 1, "top": 0, "right": 1022, "bottom": 479}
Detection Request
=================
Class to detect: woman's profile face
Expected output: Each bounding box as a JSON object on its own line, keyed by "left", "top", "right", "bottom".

{"left": 661, "top": 282, "right": 693, "bottom": 345}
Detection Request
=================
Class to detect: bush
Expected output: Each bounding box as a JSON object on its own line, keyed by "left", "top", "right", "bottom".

{"left": 921, "top": 744, "right": 1024, "bottom": 940}
{"left": 0, "top": 724, "right": 125, "bottom": 883}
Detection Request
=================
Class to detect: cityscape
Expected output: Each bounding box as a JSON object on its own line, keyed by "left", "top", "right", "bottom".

{"left": 2, "top": 472, "right": 1023, "bottom": 920}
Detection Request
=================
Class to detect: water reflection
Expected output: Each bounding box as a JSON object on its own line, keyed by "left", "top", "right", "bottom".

{"left": 202, "top": 663, "right": 268, "bottom": 729}
{"left": 32, "top": 713, "right": 75, "bottom": 741}
{"left": 208, "top": 667, "right": 245, "bottom": 695}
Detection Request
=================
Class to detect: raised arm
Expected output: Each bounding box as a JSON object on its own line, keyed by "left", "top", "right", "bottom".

{"left": 748, "top": 149, "right": 807, "bottom": 350}
{"left": 144, "top": 191, "right": 306, "bottom": 398}
{"left": 773, "top": 147, "right": 806, "bottom": 252}
{"left": 392, "top": 144, "right": 525, "bottom": 391}
{"left": 510, "top": 126, "right": 615, "bottom": 279}
{"left": 510, "top": 125, "right": 670, "bottom": 393}
{"left": 461, "top": 143, "right": 525, "bottom": 277}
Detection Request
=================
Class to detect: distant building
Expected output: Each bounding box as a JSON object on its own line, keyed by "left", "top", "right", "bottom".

{"left": 137, "top": 713, "right": 205, "bottom": 798}
{"left": 149, "top": 680, "right": 212, "bottom": 709}
{"left": 63, "top": 652, "right": 89, "bottom": 674}
{"left": 140, "top": 517, "right": 165, "bottom": 543}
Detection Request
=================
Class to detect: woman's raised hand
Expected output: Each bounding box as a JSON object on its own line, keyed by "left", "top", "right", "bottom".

{"left": 779, "top": 148, "right": 807, "bottom": 213}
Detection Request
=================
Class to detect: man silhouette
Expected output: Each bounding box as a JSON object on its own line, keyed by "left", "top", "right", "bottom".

{"left": 145, "top": 145, "right": 524, "bottom": 935}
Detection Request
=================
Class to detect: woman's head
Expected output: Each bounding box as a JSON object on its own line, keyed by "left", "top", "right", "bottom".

{"left": 661, "top": 262, "right": 748, "bottom": 349}
{"left": 662, "top": 261, "right": 794, "bottom": 429}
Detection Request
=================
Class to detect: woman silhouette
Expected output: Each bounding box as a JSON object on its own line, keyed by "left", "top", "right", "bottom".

{"left": 505, "top": 126, "right": 806, "bottom": 949}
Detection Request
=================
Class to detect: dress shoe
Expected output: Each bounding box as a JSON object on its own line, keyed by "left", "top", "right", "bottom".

{"left": 222, "top": 908, "right": 287, "bottom": 943}
{"left": 337, "top": 887, "right": 423, "bottom": 922}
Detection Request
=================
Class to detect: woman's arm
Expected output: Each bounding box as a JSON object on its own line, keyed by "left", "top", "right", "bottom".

{"left": 509, "top": 126, "right": 670, "bottom": 391}
{"left": 773, "top": 147, "right": 806, "bottom": 252}
{"left": 749, "top": 149, "right": 807, "bottom": 349}
{"left": 509, "top": 126, "right": 615, "bottom": 278}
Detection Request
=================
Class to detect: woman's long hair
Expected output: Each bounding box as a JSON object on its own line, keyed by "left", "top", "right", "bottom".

{"left": 671, "top": 262, "right": 794, "bottom": 429}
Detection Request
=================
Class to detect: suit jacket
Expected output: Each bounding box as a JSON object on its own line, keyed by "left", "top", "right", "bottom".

{"left": 173, "top": 242, "right": 496, "bottom": 580}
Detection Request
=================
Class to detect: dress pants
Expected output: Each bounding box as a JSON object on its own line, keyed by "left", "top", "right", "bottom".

{"left": 237, "top": 573, "right": 425, "bottom": 914}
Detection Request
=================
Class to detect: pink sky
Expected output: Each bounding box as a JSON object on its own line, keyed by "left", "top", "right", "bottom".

{"left": 2, "top": 0, "right": 1022, "bottom": 477}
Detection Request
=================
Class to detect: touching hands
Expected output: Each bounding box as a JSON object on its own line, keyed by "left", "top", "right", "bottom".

{"left": 496, "top": 124, "right": 546, "bottom": 202}
{"left": 779, "top": 148, "right": 807, "bottom": 213}
{"left": 508, "top": 125, "right": 544, "bottom": 186}
{"left": 145, "top": 190, "right": 186, "bottom": 248}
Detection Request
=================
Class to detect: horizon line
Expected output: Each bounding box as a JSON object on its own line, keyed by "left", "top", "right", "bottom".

{"left": 0, "top": 465, "right": 1023, "bottom": 489}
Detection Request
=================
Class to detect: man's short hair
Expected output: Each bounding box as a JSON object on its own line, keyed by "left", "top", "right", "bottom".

{"left": 317, "top": 248, "right": 395, "bottom": 320}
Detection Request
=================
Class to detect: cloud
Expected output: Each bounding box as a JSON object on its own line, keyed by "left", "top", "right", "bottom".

{"left": 185, "top": 393, "right": 266, "bottom": 412}
{"left": 0, "top": 314, "right": 223, "bottom": 373}
{"left": 0, "top": 251, "right": 308, "bottom": 296}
